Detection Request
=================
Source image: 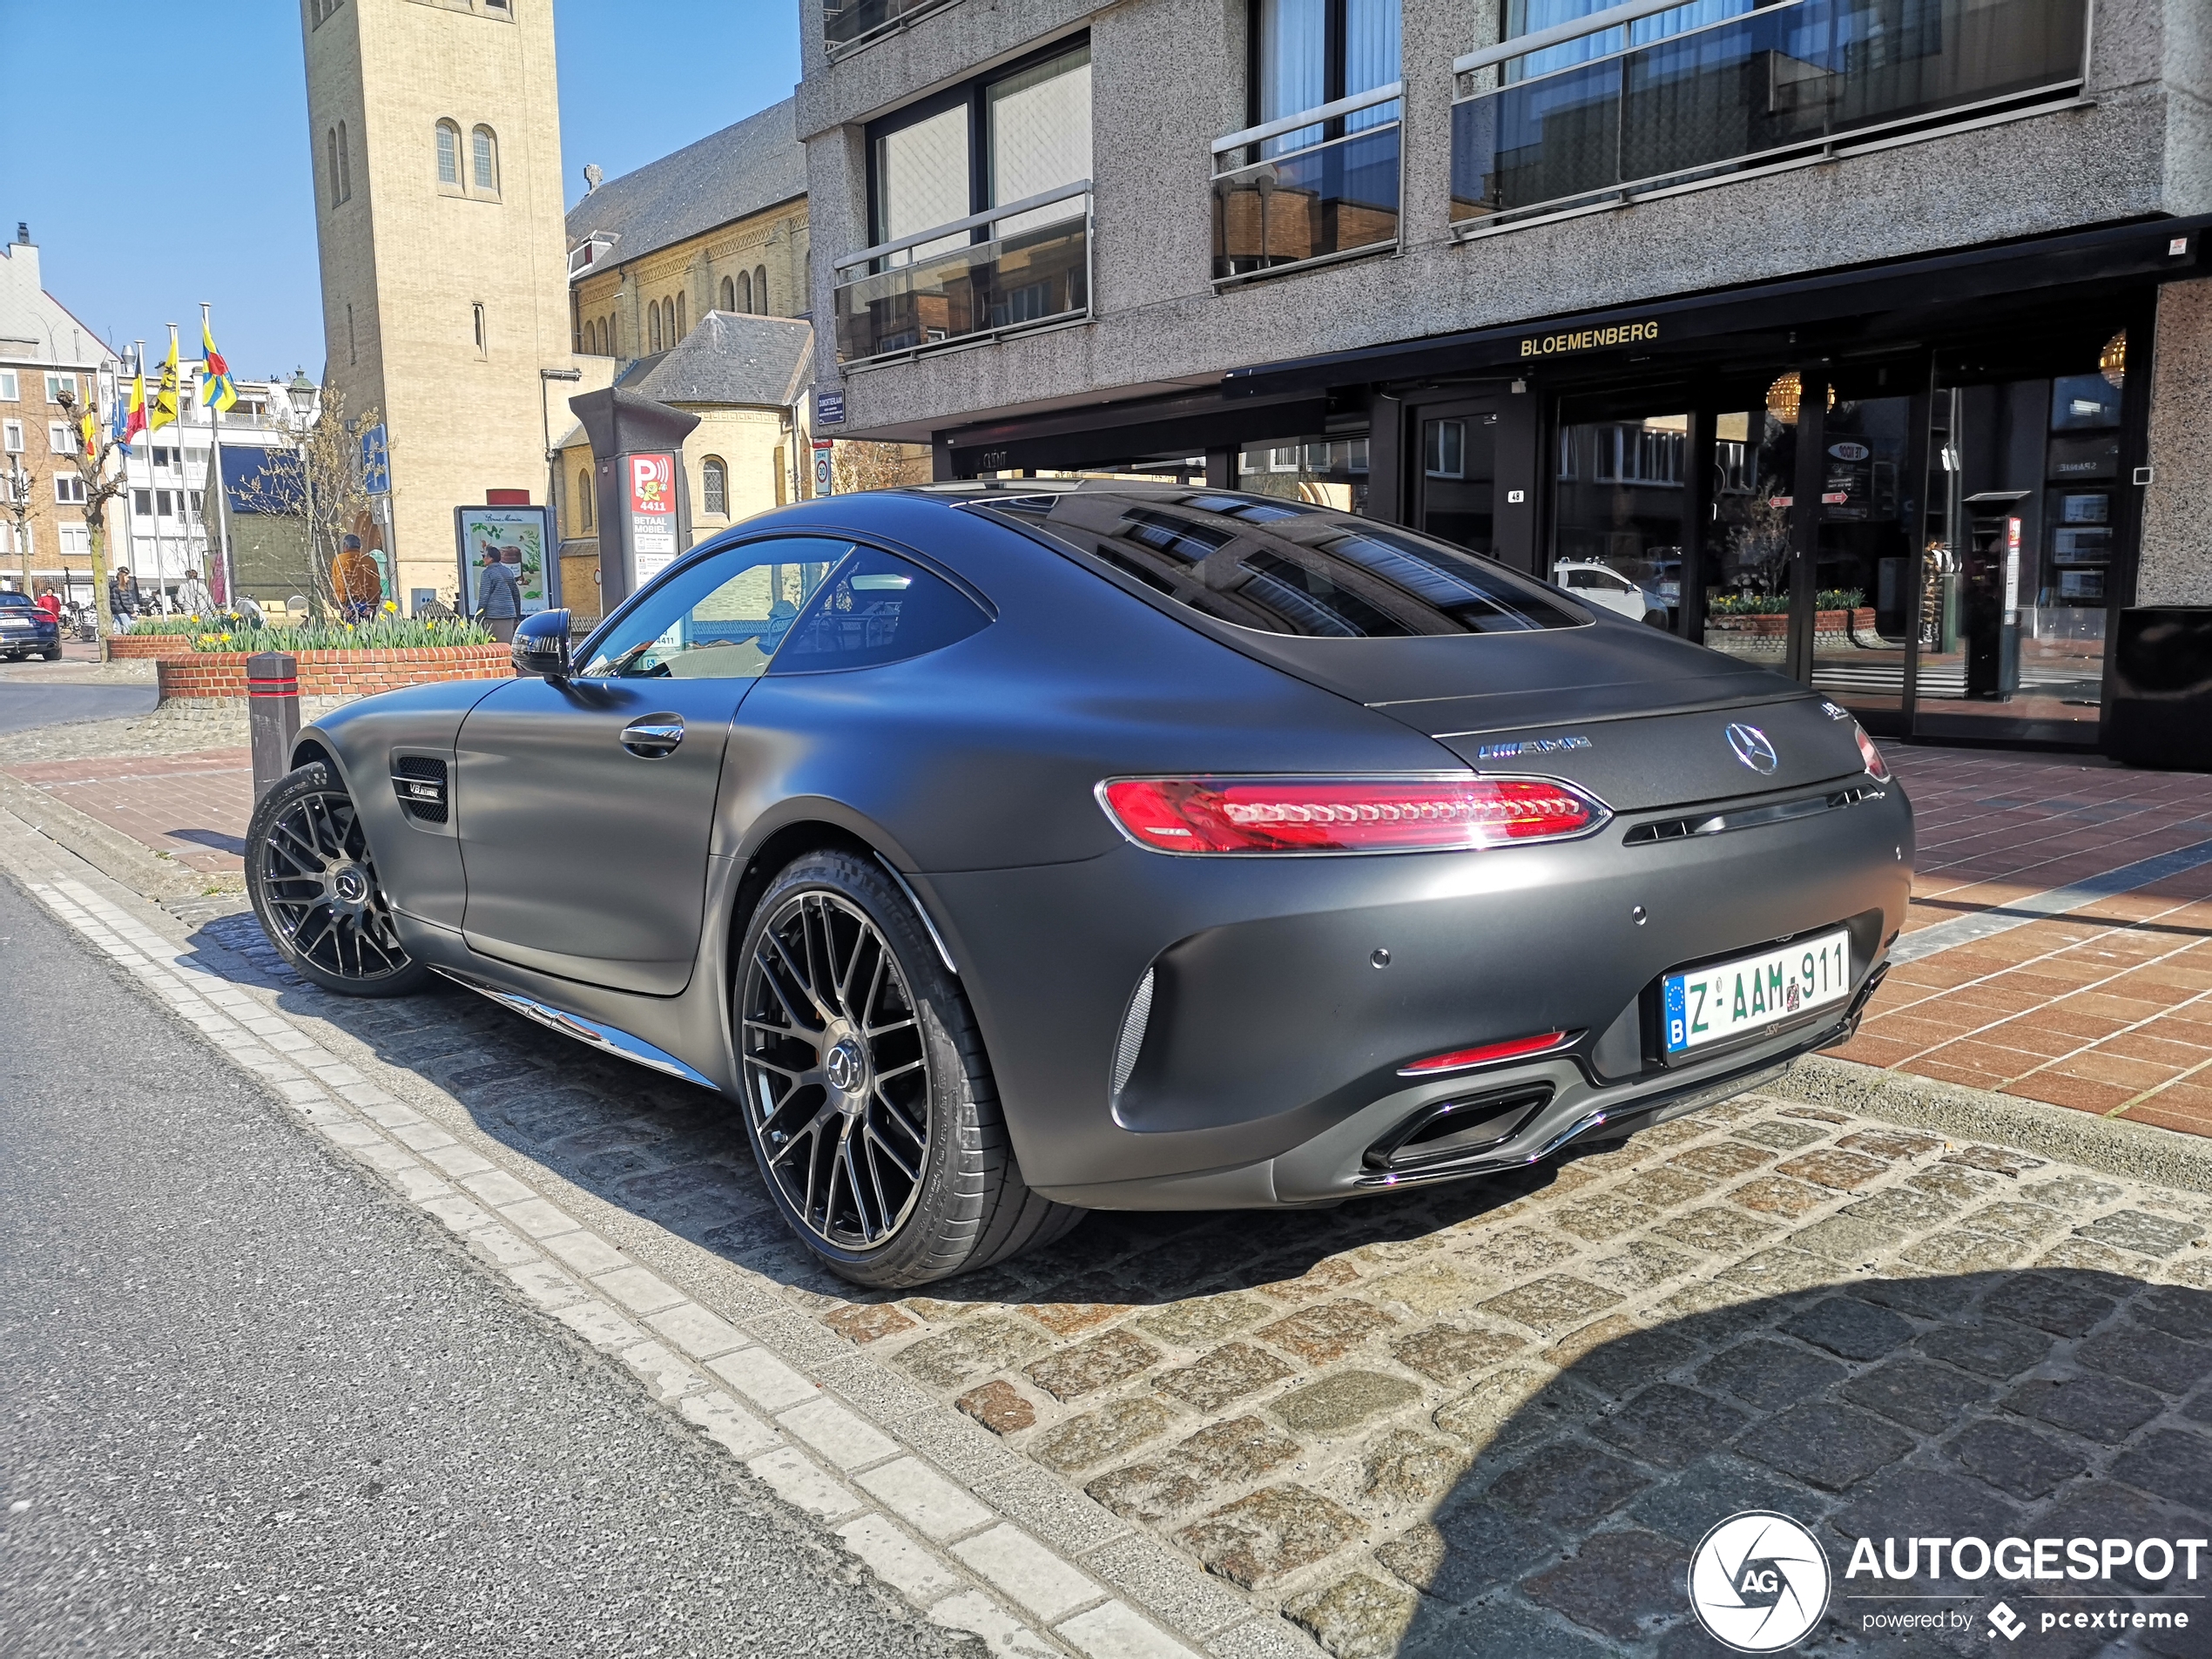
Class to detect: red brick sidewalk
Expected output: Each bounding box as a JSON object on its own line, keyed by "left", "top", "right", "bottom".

{"left": 4, "top": 748, "right": 252, "bottom": 875}
{"left": 1831, "top": 744, "right": 2212, "bottom": 1134}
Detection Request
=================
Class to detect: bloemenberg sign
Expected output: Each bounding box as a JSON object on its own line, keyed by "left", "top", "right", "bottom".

{"left": 1520, "top": 319, "right": 1659, "bottom": 357}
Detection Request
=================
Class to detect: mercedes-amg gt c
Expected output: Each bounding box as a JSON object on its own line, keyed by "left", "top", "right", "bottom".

{"left": 246, "top": 482, "right": 1912, "bottom": 1286}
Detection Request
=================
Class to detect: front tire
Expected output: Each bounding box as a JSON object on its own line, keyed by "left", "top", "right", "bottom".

{"left": 735, "top": 851, "right": 1081, "bottom": 1288}
{"left": 246, "top": 761, "right": 431, "bottom": 997}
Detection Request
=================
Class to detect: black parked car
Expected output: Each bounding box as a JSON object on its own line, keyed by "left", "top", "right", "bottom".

{"left": 0, "top": 590, "right": 62, "bottom": 660}
{"left": 245, "top": 482, "right": 1912, "bottom": 1285}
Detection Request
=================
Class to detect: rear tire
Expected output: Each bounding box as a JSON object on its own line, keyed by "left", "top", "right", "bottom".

{"left": 734, "top": 850, "right": 1082, "bottom": 1288}
{"left": 41, "top": 645, "right": 61, "bottom": 660}
{"left": 246, "top": 761, "right": 432, "bottom": 997}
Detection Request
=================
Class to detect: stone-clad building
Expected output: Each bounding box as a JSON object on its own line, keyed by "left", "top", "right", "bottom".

{"left": 300, "top": 0, "right": 576, "bottom": 611}
{"left": 798, "top": 0, "right": 2212, "bottom": 754}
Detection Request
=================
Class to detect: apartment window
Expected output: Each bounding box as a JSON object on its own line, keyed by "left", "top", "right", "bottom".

{"left": 0, "top": 369, "right": 17, "bottom": 401}
{"left": 473, "top": 302, "right": 488, "bottom": 354}
{"left": 2, "top": 419, "right": 21, "bottom": 452}
{"left": 189, "top": 489, "right": 204, "bottom": 520}
{"left": 1252, "top": 0, "right": 1399, "bottom": 156}
{"left": 55, "top": 474, "right": 85, "bottom": 504}
{"left": 48, "top": 423, "right": 71, "bottom": 454}
{"left": 436, "top": 121, "right": 460, "bottom": 185}
{"left": 133, "top": 488, "right": 152, "bottom": 516}
{"left": 472, "top": 125, "right": 499, "bottom": 192}
{"left": 701, "top": 456, "right": 727, "bottom": 516}
{"left": 867, "top": 40, "right": 1091, "bottom": 267}
{"left": 156, "top": 489, "right": 174, "bottom": 516}
{"left": 577, "top": 469, "right": 593, "bottom": 529}
{"left": 58, "top": 524, "right": 87, "bottom": 557}
{"left": 45, "top": 373, "right": 75, "bottom": 403}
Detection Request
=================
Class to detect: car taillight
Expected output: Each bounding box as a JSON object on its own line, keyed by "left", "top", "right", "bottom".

{"left": 1399, "top": 1030, "right": 1574, "bottom": 1076}
{"left": 1098, "top": 775, "right": 1607, "bottom": 854}
{"left": 1854, "top": 724, "right": 1891, "bottom": 782}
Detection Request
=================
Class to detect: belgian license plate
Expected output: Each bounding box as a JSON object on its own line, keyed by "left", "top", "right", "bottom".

{"left": 1663, "top": 929, "right": 1852, "bottom": 1056}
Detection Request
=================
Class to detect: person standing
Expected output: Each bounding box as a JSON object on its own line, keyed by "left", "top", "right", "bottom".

{"left": 109, "top": 566, "right": 141, "bottom": 629}
{"left": 331, "top": 534, "right": 384, "bottom": 622}
{"left": 34, "top": 586, "right": 61, "bottom": 625}
{"left": 475, "top": 545, "right": 522, "bottom": 643}
{"left": 175, "top": 567, "right": 217, "bottom": 619}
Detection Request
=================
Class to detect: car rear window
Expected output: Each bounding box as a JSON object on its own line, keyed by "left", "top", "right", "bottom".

{"left": 0, "top": 592, "right": 33, "bottom": 608}
{"left": 980, "top": 490, "right": 1583, "bottom": 636}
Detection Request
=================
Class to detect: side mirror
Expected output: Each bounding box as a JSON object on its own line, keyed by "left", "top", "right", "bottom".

{"left": 512, "top": 608, "right": 572, "bottom": 679}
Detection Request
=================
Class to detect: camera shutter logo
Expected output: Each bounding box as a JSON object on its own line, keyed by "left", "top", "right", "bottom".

{"left": 1688, "top": 1511, "right": 1831, "bottom": 1652}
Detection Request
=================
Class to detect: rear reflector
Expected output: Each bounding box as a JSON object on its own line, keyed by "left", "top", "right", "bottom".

{"left": 1853, "top": 723, "right": 1892, "bottom": 782}
{"left": 1099, "top": 775, "right": 1607, "bottom": 854}
{"left": 1399, "top": 1030, "right": 1574, "bottom": 1076}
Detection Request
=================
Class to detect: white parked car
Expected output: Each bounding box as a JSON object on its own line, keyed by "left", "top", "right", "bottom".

{"left": 1553, "top": 560, "right": 1662, "bottom": 624}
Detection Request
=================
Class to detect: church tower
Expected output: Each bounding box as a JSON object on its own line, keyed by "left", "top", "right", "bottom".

{"left": 300, "top": 0, "right": 573, "bottom": 610}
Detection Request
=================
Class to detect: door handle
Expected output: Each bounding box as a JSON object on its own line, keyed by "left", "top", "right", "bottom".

{"left": 619, "top": 717, "right": 684, "bottom": 757}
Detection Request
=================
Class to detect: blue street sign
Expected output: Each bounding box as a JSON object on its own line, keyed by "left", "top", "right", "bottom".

{"left": 360, "top": 424, "right": 390, "bottom": 495}
{"left": 816, "top": 388, "right": 845, "bottom": 426}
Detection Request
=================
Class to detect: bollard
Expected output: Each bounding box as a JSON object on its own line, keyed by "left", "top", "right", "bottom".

{"left": 247, "top": 651, "right": 300, "bottom": 804}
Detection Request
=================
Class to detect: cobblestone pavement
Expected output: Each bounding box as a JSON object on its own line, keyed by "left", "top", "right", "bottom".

{"left": 161, "top": 896, "right": 2212, "bottom": 1657}
{"left": 1838, "top": 747, "right": 2212, "bottom": 1136}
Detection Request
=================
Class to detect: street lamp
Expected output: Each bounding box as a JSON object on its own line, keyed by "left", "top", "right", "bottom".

{"left": 540, "top": 367, "right": 583, "bottom": 608}
{"left": 285, "top": 369, "right": 320, "bottom": 613}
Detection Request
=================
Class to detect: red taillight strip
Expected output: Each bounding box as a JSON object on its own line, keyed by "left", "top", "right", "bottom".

{"left": 1097, "top": 774, "right": 1610, "bottom": 855}
{"left": 1398, "top": 1030, "right": 1577, "bottom": 1076}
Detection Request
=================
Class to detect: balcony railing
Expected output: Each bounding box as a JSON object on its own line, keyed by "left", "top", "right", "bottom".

{"left": 1451, "top": 0, "right": 2088, "bottom": 232}
{"left": 824, "top": 0, "right": 958, "bottom": 56}
{"left": 833, "top": 180, "right": 1092, "bottom": 367}
{"left": 1213, "top": 82, "right": 1402, "bottom": 284}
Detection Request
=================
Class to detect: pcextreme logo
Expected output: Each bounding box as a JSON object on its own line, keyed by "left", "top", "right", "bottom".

{"left": 1689, "top": 1512, "right": 1831, "bottom": 1652}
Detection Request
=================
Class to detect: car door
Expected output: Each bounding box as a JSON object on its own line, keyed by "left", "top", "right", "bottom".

{"left": 455, "top": 535, "right": 851, "bottom": 995}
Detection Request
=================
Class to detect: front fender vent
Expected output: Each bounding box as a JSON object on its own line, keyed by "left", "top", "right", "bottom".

{"left": 393, "top": 755, "right": 449, "bottom": 825}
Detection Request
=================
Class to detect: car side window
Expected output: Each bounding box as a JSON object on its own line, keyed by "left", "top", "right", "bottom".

{"left": 768, "top": 546, "right": 989, "bottom": 675}
{"left": 578, "top": 537, "right": 853, "bottom": 678}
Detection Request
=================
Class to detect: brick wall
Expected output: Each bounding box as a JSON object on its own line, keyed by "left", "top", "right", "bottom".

{"left": 158, "top": 644, "right": 512, "bottom": 700}
{"left": 109, "top": 634, "right": 199, "bottom": 660}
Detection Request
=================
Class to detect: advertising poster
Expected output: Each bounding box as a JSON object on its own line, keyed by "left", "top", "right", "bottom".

{"left": 453, "top": 505, "right": 550, "bottom": 617}
{"left": 628, "top": 452, "right": 678, "bottom": 586}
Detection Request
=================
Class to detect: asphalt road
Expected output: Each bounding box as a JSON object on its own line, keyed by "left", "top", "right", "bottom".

{"left": 0, "top": 872, "right": 961, "bottom": 1657}
{"left": 0, "top": 680, "right": 158, "bottom": 737}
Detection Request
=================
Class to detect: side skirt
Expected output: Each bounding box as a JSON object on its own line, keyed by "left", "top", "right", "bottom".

{"left": 428, "top": 966, "right": 723, "bottom": 1093}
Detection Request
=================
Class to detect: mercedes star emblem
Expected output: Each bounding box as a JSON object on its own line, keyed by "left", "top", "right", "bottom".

{"left": 1726, "top": 723, "right": 1779, "bottom": 775}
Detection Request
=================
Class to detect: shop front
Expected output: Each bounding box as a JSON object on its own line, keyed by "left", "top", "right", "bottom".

{"left": 932, "top": 213, "right": 2207, "bottom": 755}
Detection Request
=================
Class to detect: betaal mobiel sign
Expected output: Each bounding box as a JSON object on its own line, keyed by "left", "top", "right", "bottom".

{"left": 1521, "top": 319, "right": 1660, "bottom": 357}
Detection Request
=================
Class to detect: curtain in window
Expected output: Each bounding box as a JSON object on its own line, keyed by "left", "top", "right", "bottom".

{"left": 1257, "top": 0, "right": 1327, "bottom": 156}
{"left": 1505, "top": 0, "right": 1750, "bottom": 80}
{"left": 873, "top": 104, "right": 970, "bottom": 263}
{"left": 988, "top": 44, "right": 1091, "bottom": 235}
{"left": 1344, "top": 0, "right": 1399, "bottom": 132}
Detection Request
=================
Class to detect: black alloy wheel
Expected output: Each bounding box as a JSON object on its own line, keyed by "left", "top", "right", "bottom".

{"left": 735, "top": 851, "right": 1081, "bottom": 1286}
{"left": 247, "top": 761, "right": 430, "bottom": 997}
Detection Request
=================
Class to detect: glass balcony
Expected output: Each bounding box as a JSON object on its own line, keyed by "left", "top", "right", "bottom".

{"left": 823, "top": 0, "right": 957, "bottom": 55}
{"left": 1451, "top": 0, "right": 2089, "bottom": 229}
{"left": 1213, "top": 87, "right": 1402, "bottom": 283}
{"left": 833, "top": 195, "right": 1091, "bottom": 366}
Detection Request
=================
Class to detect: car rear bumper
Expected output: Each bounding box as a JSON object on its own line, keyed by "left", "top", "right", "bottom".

{"left": 922, "top": 772, "right": 1912, "bottom": 1206}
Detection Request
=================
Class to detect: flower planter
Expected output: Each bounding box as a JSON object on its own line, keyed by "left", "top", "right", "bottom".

{"left": 158, "top": 644, "right": 513, "bottom": 701}
{"left": 1704, "top": 609, "right": 1866, "bottom": 637}
{"left": 109, "top": 633, "right": 200, "bottom": 660}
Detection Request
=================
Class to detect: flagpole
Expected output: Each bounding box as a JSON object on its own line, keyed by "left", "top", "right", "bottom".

{"left": 149, "top": 334, "right": 169, "bottom": 607}
{"left": 201, "top": 303, "right": 236, "bottom": 610}
{"left": 119, "top": 341, "right": 143, "bottom": 607}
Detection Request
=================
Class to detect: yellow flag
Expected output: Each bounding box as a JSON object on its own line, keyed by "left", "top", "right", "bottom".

{"left": 149, "top": 327, "right": 180, "bottom": 433}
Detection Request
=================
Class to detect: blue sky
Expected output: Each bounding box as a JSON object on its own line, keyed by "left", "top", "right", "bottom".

{"left": 0, "top": 0, "right": 800, "bottom": 383}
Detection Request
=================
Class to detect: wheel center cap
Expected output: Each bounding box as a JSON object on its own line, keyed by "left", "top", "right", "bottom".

{"left": 330, "top": 864, "right": 370, "bottom": 907}
{"left": 825, "top": 1037, "right": 867, "bottom": 1098}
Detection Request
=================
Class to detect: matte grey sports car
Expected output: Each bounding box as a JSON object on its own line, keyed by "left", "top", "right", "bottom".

{"left": 246, "top": 482, "right": 1913, "bottom": 1286}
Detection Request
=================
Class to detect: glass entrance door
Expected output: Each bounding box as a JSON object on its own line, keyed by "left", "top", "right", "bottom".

{"left": 1807, "top": 389, "right": 1917, "bottom": 726}
{"left": 1551, "top": 412, "right": 1689, "bottom": 629}
{"left": 1416, "top": 401, "right": 1500, "bottom": 554}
